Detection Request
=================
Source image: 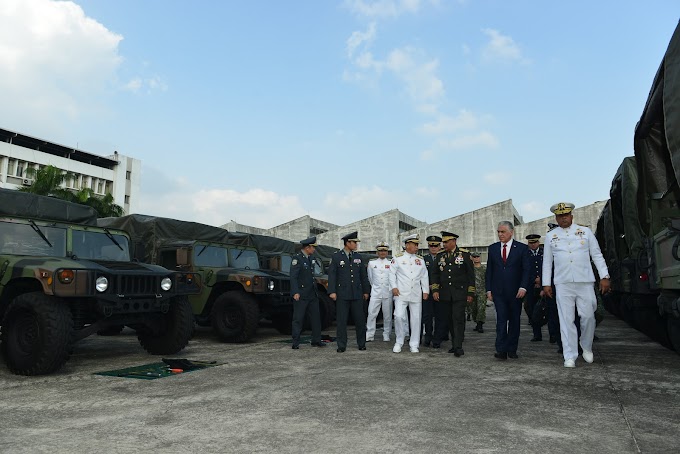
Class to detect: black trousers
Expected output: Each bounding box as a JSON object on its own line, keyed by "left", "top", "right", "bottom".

{"left": 526, "top": 287, "right": 543, "bottom": 339}
{"left": 336, "top": 298, "right": 366, "bottom": 350}
{"left": 292, "top": 295, "right": 321, "bottom": 345}
{"left": 433, "top": 295, "right": 466, "bottom": 349}
{"left": 422, "top": 296, "right": 434, "bottom": 342}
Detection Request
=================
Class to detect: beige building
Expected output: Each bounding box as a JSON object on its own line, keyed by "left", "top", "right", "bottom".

{"left": 0, "top": 127, "right": 140, "bottom": 215}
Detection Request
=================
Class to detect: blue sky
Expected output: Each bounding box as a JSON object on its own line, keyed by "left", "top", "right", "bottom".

{"left": 1, "top": 0, "right": 678, "bottom": 228}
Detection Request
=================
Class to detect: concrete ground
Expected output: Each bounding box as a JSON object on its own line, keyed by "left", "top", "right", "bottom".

{"left": 1, "top": 308, "right": 679, "bottom": 453}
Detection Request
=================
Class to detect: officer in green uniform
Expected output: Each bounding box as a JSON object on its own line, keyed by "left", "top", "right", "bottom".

{"left": 470, "top": 252, "right": 487, "bottom": 333}
{"left": 430, "top": 231, "right": 475, "bottom": 357}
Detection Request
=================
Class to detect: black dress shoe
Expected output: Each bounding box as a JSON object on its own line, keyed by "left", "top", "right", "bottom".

{"left": 337, "top": 348, "right": 345, "bottom": 353}
{"left": 530, "top": 337, "right": 542, "bottom": 342}
{"left": 358, "top": 346, "right": 366, "bottom": 350}
{"left": 423, "top": 340, "right": 431, "bottom": 347}
{"left": 432, "top": 343, "right": 441, "bottom": 349}
{"left": 494, "top": 352, "right": 507, "bottom": 360}
{"left": 557, "top": 346, "right": 563, "bottom": 354}
{"left": 478, "top": 326, "right": 484, "bottom": 333}
{"left": 291, "top": 344, "right": 299, "bottom": 350}
{"left": 448, "top": 348, "right": 456, "bottom": 353}
{"left": 549, "top": 336, "right": 557, "bottom": 344}
{"left": 467, "top": 314, "right": 471, "bottom": 321}
{"left": 508, "top": 352, "right": 519, "bottom": 359}
{"left": 454, "top": 348, "right": 464, "bottom": 357}
{"left": 310, "top": 342, "right": 326, "bottom": 347}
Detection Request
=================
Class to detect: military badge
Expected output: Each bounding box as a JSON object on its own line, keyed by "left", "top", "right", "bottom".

{"left": 454, "top": 254, "right": 463, "bottom": 265}
{"left": 575, "top": 229, "right": 585, "bottom": 238}
{"left": 353, "top": 259, "right": 361, "bottom": 264}
{"left": 340, "top": 260, "right": 345, "bottom": 266}
{"left": 385, "top": 264, "right": 390, "bottom": 269}
{"left": 415, "top": 259, "right": 421, "bottom": 265}
{"left": 291, "top": 259, "right": 298, "bottom": 266}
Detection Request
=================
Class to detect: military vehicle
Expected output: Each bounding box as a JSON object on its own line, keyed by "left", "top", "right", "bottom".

{"left": 0, "top": 190, "right": 200, "bottom": 375}
{"left": 596, "top": 22, "right": 680, "bottom": 351}
{"left": 97, "top": 215, "right": 294, "bottom": 342}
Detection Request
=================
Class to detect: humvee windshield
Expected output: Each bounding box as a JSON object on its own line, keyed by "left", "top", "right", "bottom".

{"left": 0, "top": 221, "right": 66, "bottom": 256}
{"left": 194, "top": 245, "right": 229, "bottom": 267}
{"left": 230, "top": 248, "right": 260, "bottom": 270}
{"left": 71, "top": 229, "right": 131, "bottom": 261}
{"left": 280, "top": 255, "right": 292, "bottom": 273}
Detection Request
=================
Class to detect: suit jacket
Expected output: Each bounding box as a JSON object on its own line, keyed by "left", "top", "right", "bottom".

{"left": 327, "top": 249, "right": 370, "bottom": 300}
{"left": 485, "top": 240, "right": 532, "bottom": 300}
{"left": 289, "top": 252, "right": 317, "bottom": 299}
{"left": 430, "top": 247, "right": 475, "bottom": 300}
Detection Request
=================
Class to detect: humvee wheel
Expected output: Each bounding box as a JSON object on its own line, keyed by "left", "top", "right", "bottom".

{"left": 1, "top": 292, "right": 73, "bottom": 376}
{"left": 97, "top": 325, "right": 125, "bottom": 336}
{"left": 272, "top": 312, "right": 293, "bottom": 335}
{"left": 138, "top": 296, "right": 194, "bottom": 355}
{"left": 211, "top": 291, "right": 259, "bottom": 342}
{"left": 319, "top": 293, "right": 335, "bottom": 330}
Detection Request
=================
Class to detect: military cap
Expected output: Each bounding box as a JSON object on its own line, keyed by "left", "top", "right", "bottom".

{"left": 376, "top": 242, "right": 389, "bottom": 251}
{"left": 471, "top": 252, "right": 481, "bottom": 257}
{"left": 525, "top": 234, "right": 541, "bottom": 243}
{"left": 441, "top": 231, "right": 459, "bottom": 242}
{"left": 426, "top": 235, "right": 442, "bottom": 246}
{"left": 550, "top": 202, "right": 575, "bottom": 215}
{"left": 341, "top": 231, "right": 360, "bottom": 242}
{"left": 404, "top": 233, "right": 420, "bottom": 244}
{"left": 300, "top": 236, "right": 317, "bottom": 247}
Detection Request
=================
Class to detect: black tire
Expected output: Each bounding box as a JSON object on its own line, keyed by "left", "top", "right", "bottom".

{"left": 0, "top": 292, "right": 73, "bottom": 376}
{"left": 97, "top": 325, "right": 125, "bottom": 336}
{"left": 272, "top": 312, "right": 293, "bottom": 335}
{"left": 210, "top": 291, "right": 260, "bottom": 342}
{"left": 138, "top": 296, "right": 194, "bottom": 355}
{"left": 318, "top": 293, "right": 334, "bottom": 330}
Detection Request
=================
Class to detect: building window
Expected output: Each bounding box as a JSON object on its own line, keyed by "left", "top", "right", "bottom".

{"left": 399, "top": 221, "right": 416, "bottom": 233}
{"left": 16, "top": 160, "right": 24, "bottom": 177}
{"left": 97, "top": 181, "right": 103, "bottom": 194}
{"left": 8, "top": 159, "right": 16, "bottom": 176}
{"left": 105, "top": 181, "right": 112, "bottom": 194}
{"left": 124, "top": 195, "right": 130, "bottom": 204}
{"left": 310, "top": 227, "right": 327, "bottom": 235}
{"left": 126, "top": 171, "right": 131, "bottom": 180}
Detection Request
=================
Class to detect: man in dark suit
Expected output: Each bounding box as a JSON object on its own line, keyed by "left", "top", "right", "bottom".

{"left": 486, "top": 221, "right": 532, "bottom": 360}
{"left": 421, "top": 235, "right": 442, "bottom": 347}
{"left": 290, "top": 236, "right": 326, "bottom": 349}
{"left": 430, "top": 231, "right": 475, "bottom": 357}
{"left": 327, "top": 231, "right": 370, "bottom": 352}
{"left": 525, "top": 234, "right": 545, "bottom": 342}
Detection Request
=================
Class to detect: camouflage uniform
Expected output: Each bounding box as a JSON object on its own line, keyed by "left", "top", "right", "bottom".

{"left": 471, "top": 265, "right": 487, "bottom": 325}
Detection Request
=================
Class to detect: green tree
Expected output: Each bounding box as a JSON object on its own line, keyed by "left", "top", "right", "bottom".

{"left": 18, "top": 165, "right": 124, "bottom": 217}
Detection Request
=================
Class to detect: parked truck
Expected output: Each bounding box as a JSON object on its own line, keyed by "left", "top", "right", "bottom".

{"left": 98, "top": 215, "right": 294, "bottom": 342}
{"left": 0, "top": 190, "right": 200, "bottom": 375}
{"left": 596, "top": 22, "right": 680, "bottom": 351}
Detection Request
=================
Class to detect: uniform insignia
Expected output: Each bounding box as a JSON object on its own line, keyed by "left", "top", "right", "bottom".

{"left": 340, "top": 260, "right": 345, "bottom": 266}
{"left": 385, "top": 265, "right": 390, "bottom": 269}
{"left": 395, "top": 252, "right": 404, "bottom": 258}
{"left": 439, "top": 265, "right": 444, "bottom": 271}
{"left": 439, "top": 257, "right": 446, "bottom": 264}
{"left": 415, "top": 259, "right": 421, "bottom": 265}
{"left": 391, "top": 258, "right": 396, "bottom": 264}
{"left": 454, "top": 255, "right": 464, "bottom": 265}
{"left": 575, "top": 228, "right": 585, "bottom": 237}
{"left": 459, "top": 248, "right": 469, "bottom": 253}
{"left": 415, "top": 254, "right": 423, "bottom": 259}
{"left": 353, "top": 259, "right": 361, "bottom": 264}
{"left": 291, "top": 259, "right": 298, "bottom": 265}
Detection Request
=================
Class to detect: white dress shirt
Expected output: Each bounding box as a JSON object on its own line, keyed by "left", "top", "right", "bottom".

{"left": 542, "top": 223, "right": 609, "bottom": 286}
{"left": 367, "top": 257, "right": 392, "bottom": 299}
{"left": 389, "top": 252, "right": 429, "bottom": 301}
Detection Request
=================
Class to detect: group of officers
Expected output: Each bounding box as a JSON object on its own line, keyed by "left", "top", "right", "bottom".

{"left": 289, "top": 202, "right": 610, "bottom": 368}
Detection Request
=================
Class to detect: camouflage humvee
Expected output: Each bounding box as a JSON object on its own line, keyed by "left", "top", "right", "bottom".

{"left": 0, "top": 190, "right": 200, "bottom": 375}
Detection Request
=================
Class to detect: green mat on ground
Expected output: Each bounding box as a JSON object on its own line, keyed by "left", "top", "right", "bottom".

{"left": 95, "top": 359, "right": 222, "bottom": 380}
{"left": 276, "top": 335, "right": 336, "bottom": 344}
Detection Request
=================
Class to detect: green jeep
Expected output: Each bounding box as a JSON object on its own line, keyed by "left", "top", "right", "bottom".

{"left": 0, "top": 191, "right": 200, "bottom": 375}
{"left": 98, "top": 215, "right": 293, "bottom": 342}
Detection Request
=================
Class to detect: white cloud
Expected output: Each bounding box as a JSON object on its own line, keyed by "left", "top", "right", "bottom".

{"left": 344, "top": 0, "right": 422, "bottom": 18}
{"left": 0, "top": 0, "right": 123, "bottom": 128}
{"left": 324, "top": 185, "right": 399, "bottom": 213}
{"left": 123, "top": 75, "right": 168, "bottom": 94}
{"left": 520, "top": 201, "right": 544, "bottom": 219}
{"left": 481, "top": 28, "right": 529, "bottom": 64}
{"left": 438, "top": 131, "right": 499, "bottom": 150}
{"left": 483, "top": 171, "right": 512, "bottom": 185}
{"left": 347, "top": 22, "right": 377, "bottom": 58}
{"left": 421, "top": 109, "right": 480, "bottom": 135}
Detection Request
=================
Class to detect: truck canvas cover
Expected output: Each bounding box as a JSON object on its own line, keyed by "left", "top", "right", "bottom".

{"left": 0, "top": 188, "right": 97, "bottom": 225}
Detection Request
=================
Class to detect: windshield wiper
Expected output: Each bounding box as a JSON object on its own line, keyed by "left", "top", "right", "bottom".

{"left": 103, "top": 228, "right": 124, "bottom": 251}
{"left": 233, "top": 249, "right": 244, "bottom": 261}
{"left": 197, "top": 243, "right": 209, "bottom": 257}
{"left": 29, "top": 220, "right": 52, "bottom": 248}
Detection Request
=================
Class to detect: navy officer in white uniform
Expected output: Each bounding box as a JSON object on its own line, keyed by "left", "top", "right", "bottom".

{"left": 542, "top": 202, "right": 610, "bottom": 368}
{"left": 366, "top": 242, "right": 393, "bottom": 342}
{"left": 389, "top": 234, "right": 429, "bottom": 353}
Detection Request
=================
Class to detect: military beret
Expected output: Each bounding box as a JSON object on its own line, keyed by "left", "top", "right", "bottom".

{"left": 341, "top": 231, "right": 360, "bottom": 242}
{"left": 525, "top": 234, "right": 541, "bottom": 243}
{"left": 550, "top": 202, "right": 575, "bottom": 215}
{"left": 441, "top": 231, "right": 459, "bottom": 241}
{"left": 300, "top": 236, "right": 317, "bottom": 247}
{"left": 404, "top": 233, "right": 419, "bottom": 244}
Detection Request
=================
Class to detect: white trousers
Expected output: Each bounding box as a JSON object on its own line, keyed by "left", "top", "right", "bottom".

{"left": 366, "top": 296, "right": 393, "bottom": 340}
{"left": 394, "top": 298, "right": 421, "bottom": 350}
{"left": 555, "top": 282, "right": 597, "bottom": 361}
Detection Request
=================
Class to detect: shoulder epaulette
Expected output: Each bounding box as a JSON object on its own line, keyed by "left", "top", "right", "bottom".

{"left": 395, "top": 252, "right": 404, "bottom": 257}
{"left": 459, "top": 248, "right": 469, "bottom": 253}
{"left": 415, "top": 254, "right": 423, "bottom": 259}
{"left": 547, "top": 226, "right": 558, "bottom": 232}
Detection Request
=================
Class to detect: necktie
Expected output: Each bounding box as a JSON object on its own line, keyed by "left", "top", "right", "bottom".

{"left": 502, "top": 244, "right": 507, "bottom": 264}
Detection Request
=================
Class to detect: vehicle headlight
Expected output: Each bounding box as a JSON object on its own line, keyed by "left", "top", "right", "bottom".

{"left": 268, "top": 280, "right": 275, "bottom": 291}
{"left": 95, "top": 276, "right": 109, "bottom": 292}
{"left": 161, "top": 277, "right": 173, "bottom": 291}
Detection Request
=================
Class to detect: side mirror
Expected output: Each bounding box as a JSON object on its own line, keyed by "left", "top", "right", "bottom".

{"left": 176, "top": 248, "right": 190, "bottom": 266}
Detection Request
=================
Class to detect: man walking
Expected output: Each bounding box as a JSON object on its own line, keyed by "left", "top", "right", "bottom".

{"left": 486, "top": 221, "right": 532, "bottom": 360}
{"left": 290, "top": 236, "right": 326, "bottom": 349}
{"left": 421, "top": 235, "right": 441, "bottom": 346}
{"left": 431, "top": 231, "right": 475, "bottom": 357}
{"left": 366, "top": 242, "right": 393, "bottom": 342}
{"left": 470, "top": 252, "right": 487, "bottom": 333}
{"left": 328, "top": 231, "right": 370, "bottom": 352}
{"left": 542, "top": 203, "right": 610, "bottom": 368}
{"left": 525, "top": 234, "right": 545, "bottom": 342}
{"left": 389, "top": 234, "right": 429, "bottom": 353}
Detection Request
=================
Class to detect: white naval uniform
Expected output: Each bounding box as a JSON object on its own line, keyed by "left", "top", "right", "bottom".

{"left": 542, "top": 223, "right": 609, "bottom": 362}
{"left": 389, "top": 252, "right": 430, "bottom": 351}
{"left": 367, "top": 257, "right": 394, "bottom": 341}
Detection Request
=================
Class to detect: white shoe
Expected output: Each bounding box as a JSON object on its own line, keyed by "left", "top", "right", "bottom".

{"left": 564, "top": 359, "right": 576, "bottom": 368}
{"left": 582, "top": 349, "right": 594, "bottom": 363}
{"left": 410, "top": 347, "right": 419, "bottom": 353}
{"left": 366, "top": 338, "right": 374, "bottom": 342}
{"left": 393, "top": 344, "right": 402, "bottom": 353}
{"left": 383, "top": 338, "right": 390, "bottom": 342}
